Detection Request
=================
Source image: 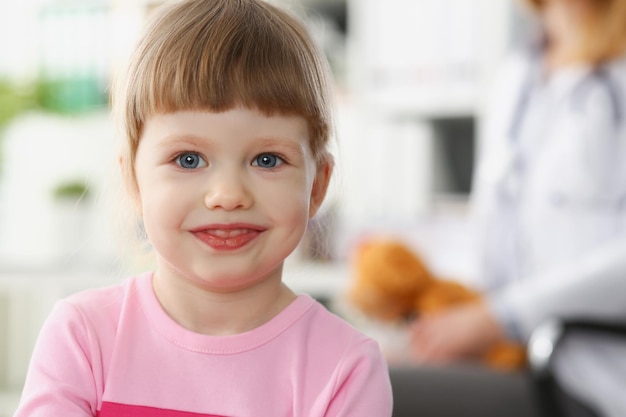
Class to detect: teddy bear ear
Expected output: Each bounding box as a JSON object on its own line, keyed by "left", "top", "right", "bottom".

{"left": 348, "top": 238, "right": 431, "bottom": 320}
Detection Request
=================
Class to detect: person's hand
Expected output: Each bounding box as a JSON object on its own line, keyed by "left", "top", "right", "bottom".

{"left": 409, "top": 301, "right": 505, "bottom": 364}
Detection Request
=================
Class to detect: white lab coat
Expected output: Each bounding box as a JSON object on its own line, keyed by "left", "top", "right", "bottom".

{"left": 472, "top": 48, "right": 626, "bottom": 417}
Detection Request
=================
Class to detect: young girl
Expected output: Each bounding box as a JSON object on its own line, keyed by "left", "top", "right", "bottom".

{"left": 13, "top": 1, "right": 393, "bottom": 416}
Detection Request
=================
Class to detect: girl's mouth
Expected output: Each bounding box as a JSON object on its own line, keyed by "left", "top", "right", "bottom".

{"left": 191, "top": 224, "right": 266, "bottom": 250}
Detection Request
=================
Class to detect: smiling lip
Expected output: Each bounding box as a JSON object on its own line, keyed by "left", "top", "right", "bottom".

{"left": 190, "top": 223, "right": 266, "bottom": 251}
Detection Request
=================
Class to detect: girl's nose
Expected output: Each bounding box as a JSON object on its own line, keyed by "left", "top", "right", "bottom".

{"left": 203, "top": 171, "right": 253, "bottom": 211}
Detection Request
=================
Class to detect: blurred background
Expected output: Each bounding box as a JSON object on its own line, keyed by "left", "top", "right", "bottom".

{"left": 0, "top": 0, "right": 536, "bottom": 413}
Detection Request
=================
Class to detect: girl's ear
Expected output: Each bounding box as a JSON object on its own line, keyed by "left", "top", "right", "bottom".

{"left": 309, "top": 155, "right": 334, "bottom": 219}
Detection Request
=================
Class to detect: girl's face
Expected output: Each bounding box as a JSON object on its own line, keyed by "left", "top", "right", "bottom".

{"left": 133, "top": 107, "right": 330, "bottom": 292}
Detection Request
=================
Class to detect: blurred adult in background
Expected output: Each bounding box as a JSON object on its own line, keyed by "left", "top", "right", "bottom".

{"left": 409, "top": 0, "right": 626, "bottom": 416}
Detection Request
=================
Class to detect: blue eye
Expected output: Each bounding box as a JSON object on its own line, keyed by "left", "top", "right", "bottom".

{"left": 176, "top": 152, "right": 206, "bottom": 169}
{"left": 253, "top": 153, "right": 283, "bottom": 168}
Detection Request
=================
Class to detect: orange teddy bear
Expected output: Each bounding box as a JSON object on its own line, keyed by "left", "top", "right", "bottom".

{"left": 348, "top": 238, "right": 526, "bottom": 371}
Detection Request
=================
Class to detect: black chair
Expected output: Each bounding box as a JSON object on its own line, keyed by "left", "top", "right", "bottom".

{"left": 388, "top": 363, "right": 539, "bottom": 417}
{"left": 387, "top": 319, "right": 626, "bottom": 417}
{"left": 528, "top": 318, "right": 626, "bottom": 417}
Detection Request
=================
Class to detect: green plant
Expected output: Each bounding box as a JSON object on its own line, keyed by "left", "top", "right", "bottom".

{"left": 52, "top": 180, "right": 90, "bottom": 201}
{"left": 34, "top": 77, "right": 108, "bottom": 115}
{"left": 0, "top": 80, "right": 34, "bottom": 127}
{"left": 0, "top": 80, "right": 36, "bottom": 169}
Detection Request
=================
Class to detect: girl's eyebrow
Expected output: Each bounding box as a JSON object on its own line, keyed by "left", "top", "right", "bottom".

{"left": 156, "top": 134, "right": 207, "bottom": 148}
{"left": 255, "top": 137, "right": 307, "bottom": 154}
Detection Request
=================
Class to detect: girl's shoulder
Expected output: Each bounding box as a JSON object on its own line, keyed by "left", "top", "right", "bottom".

{"left": 297, "top": 296, "right": 382, "bottom": 353}
{"left": 55, "top": 272, "right": 152, "bottom": 332}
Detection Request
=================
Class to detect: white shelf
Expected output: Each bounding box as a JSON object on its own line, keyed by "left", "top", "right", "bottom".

{"left": 0, "top": 261, "right": 350, "bottom": 298}
{"left": 284, "top": 261, "right": 350, "bottom": 296}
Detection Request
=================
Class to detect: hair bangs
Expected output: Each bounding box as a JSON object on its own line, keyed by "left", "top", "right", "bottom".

{"left": 122, "top": 0, "right": 331, "bottom": 160}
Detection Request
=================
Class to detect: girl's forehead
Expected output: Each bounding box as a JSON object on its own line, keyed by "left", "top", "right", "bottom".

{"left": 138, "top": 109, "right": 311, "bottom": 149}
{"left": 145, "top": 108, "right": 308, "bottom": 131}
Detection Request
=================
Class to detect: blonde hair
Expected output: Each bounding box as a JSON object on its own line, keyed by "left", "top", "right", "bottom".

{"left": 113, "top": 0, "right": 334, "bottom": 193}
{"left": 523, "top": 0, "right": 626, "bottom": 64}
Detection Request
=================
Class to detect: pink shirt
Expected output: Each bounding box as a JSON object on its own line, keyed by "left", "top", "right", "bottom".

{"left": 14, "top": 272, "right": 393, "bottom": 416}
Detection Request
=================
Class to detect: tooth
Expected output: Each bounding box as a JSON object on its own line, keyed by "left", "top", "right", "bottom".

{"left": 211, "top": 229, "right": 248, "bottom": 238}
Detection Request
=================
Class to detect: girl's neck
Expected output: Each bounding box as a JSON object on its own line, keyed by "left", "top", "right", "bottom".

{"left": 152, "top": 267, "right": 296, "bottom": 336}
